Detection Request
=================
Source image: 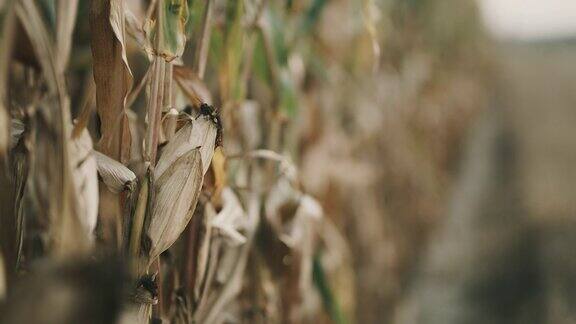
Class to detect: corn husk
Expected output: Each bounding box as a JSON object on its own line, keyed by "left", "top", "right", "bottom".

{"left": 94, "top": 150, "right": 137, "bottom": 193}
{"left": 155, "top": 114, "right": 216, "bottom": 179}
{"left": 69, "top": 129, "right": 99, "bottom": 241}
{"left": 147, "top": 148, "right": 203, "bottom": 262}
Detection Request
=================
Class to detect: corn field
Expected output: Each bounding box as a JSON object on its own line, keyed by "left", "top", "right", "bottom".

{"left": 0, "top": 0, "right": 487, "bottom": 323}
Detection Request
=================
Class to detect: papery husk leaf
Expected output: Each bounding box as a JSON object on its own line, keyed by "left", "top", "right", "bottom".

{"left": 94, "top": 150, "right": 137, "bottom": 193}
{"left": 148, "top": 148, "right": 203, "bottom": 262}
{"left": 155, "top": 115, "right": 216, "bottom": 179}
{"left": 90, "top": 0, "right": 133, "bottom": 164}
{"left": 70, "top": 129, "right": 99, "bottom": 241}
{"left": 173, "top": 65, "right": 213, "bottom": 106}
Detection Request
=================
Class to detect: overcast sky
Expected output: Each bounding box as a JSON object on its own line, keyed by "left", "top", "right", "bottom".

{"left": 479, "top": 0, "right": 576, "bottom": 40}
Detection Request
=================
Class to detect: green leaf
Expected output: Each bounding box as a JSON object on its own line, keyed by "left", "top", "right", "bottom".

{"left": 156, "top": 0, "right": 189, "bottom": 61}
{"left": 313, "top": 254, "right": 348, "bottom": 324}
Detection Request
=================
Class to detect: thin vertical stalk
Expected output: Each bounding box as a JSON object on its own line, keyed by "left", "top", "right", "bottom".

{"left": 194, "top": 0, "right": 213, "bottom": 79}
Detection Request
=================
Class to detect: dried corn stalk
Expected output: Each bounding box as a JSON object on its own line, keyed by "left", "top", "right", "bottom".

{"left": 90, "top": 0, "right": 133, "bottom": 163}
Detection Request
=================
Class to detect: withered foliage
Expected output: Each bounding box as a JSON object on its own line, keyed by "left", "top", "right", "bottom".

{"left": 0, "top": 0, "right": 487, "bottom": 323}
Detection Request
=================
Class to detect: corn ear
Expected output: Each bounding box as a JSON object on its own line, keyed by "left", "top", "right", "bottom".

{"left": 155, "top": 114, "right": 216, "bottom": 179}
{"left": 147, "top": 148, "right": 203, "bottom": 262}
{"left": 94, "top": 150, "right": 137, "bottom": 193}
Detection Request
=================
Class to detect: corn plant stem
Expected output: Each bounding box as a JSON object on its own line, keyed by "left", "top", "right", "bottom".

{"left": 163, "top": 62, "right": 173, "bottom": 111}
{"left": 126, "top": 65, "right": 151, "bottom": 109}
{"left": 239, "top": 33, "right": 256, "bottom": 101}
{"left": 154, "top": 59, "right": 166, "bottom": 151}
{"left": 17, "top": 0, "right": 82, "bottom": 256}
{"left": 144, "top": 0, "right": 158, "bottom": 28}
{"left": 194, "top": 0, "right": 213, "bottom": 79}
{"left": 153, "top": 258, "right": 164, "bottom": 316}
{"left": 0, "top": 0, "right": 15, "bottom": 153}
{"left": 257, "top": 21, "right": 284, "bottom": 185}
{"left": 257, "top": 24, "right": 280, "bottom": 108}
{"left": 72, "top": 72, "right": 96, "bottom": 139}
{"left": 0, "top": 2, "right": 16, "bottom": 280}
{"left": 55, "top": 0, "right": 79, "bottom": 74}
{"left": 145, "top": 57, "right": 164, "bottom": 163}
{"left": 129, "top": 172, "right": 149, "bottom": 259}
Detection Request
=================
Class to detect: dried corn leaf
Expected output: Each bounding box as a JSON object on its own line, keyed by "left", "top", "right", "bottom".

{"left": 55, "top": 0, "right": 79, "bottom": 73}
{"left": 173, "top": 65, "right": 213, "bottom": 106}
{"left": 194, "top": 193, "right": 260, "bottom": 324}
{"left": 13, "top": 0, "right": 90, "bottom": 259}
{"left": 154, "top": 0, "right": 189, "bottom": 61}
{"left": 90, "top": 0, "right": 133, "bottom": 163}
{"left": 0, "top": 0, "right": 15, "bottom": 154}
{"left": 155, "top": 115, "right": 216, "bottom": 179}
{"left": 10, "top": 118, "right": 24, "bottom": 149}
{"left": 94, "top": 150, "right": 137, "bottom": 193}
{"left": 28, "top": 100, "right": 89, "bottom": 256}
{"left": 16, "top": 0, "right": 61, "bottom": 96}
{"left": 147, "top": 148, "right": 203, "bottom": 262}
{"left": 280, "top": 195, "right": 323, "bottom": 249}
{"left": 10, "top": 140, "right": 28, "bottom": 269}
{"left": 125, "top": 6, "right": 151, "bottom": 55}
{"left": 211, "top": 188, "right": 247, "bottom": 247}
{"left": 69, "top": 129, "right": 99, "bottom": 241}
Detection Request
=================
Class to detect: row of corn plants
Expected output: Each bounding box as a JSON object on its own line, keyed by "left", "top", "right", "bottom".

{"left": 0, "top": 0, "right": 370, "bottom": 323}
